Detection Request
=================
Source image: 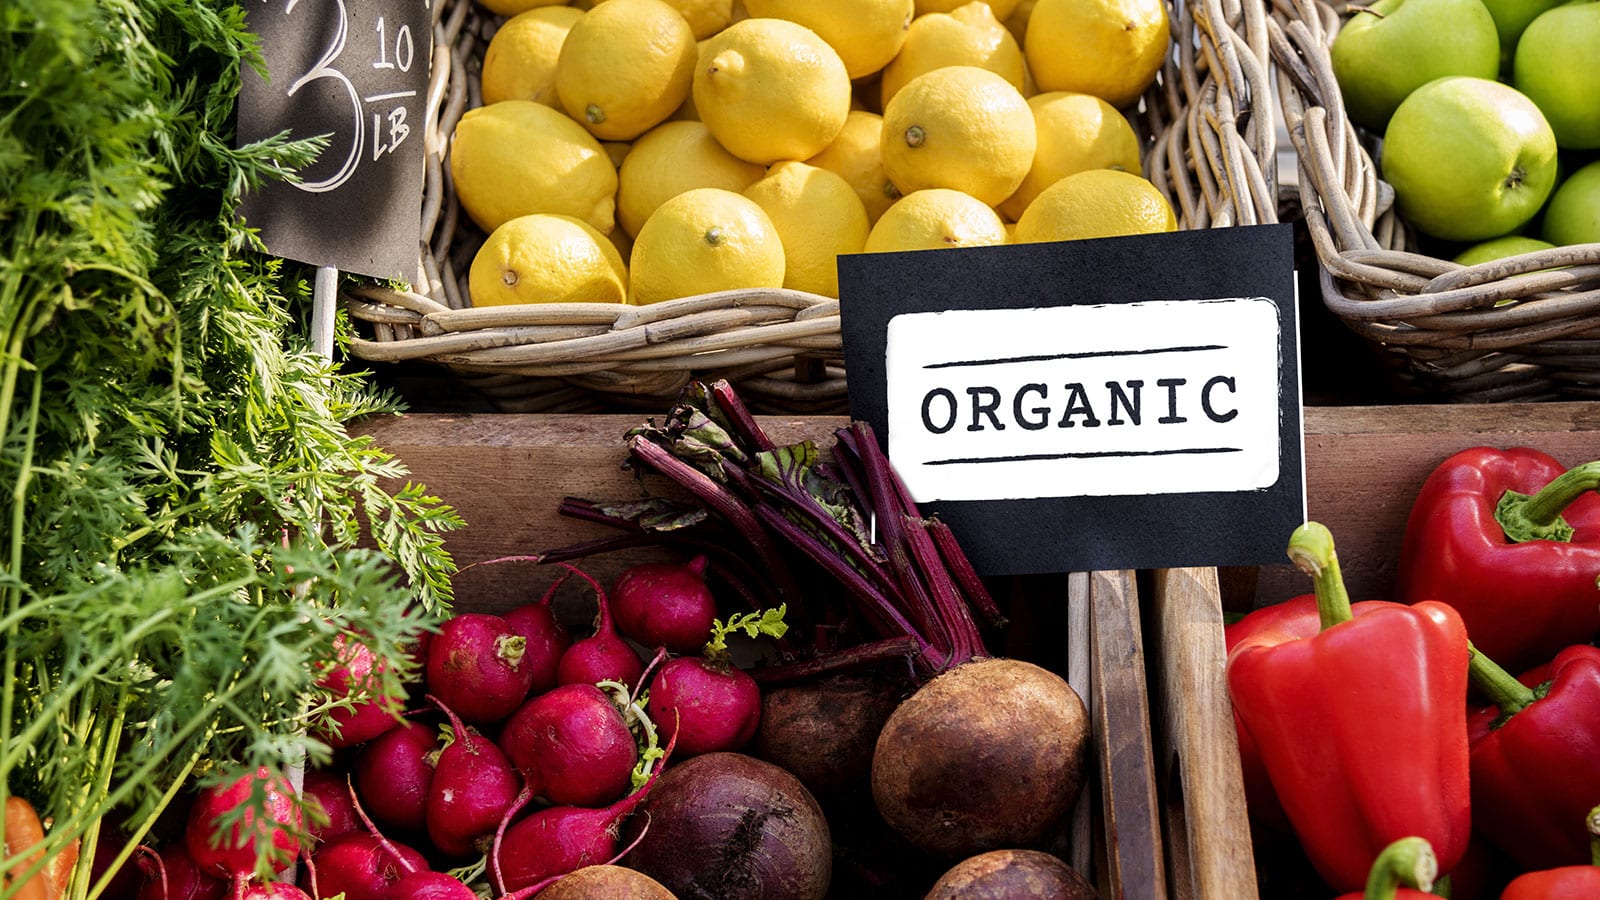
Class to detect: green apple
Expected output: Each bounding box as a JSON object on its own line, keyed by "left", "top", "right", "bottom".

{"left": 1513, "top": 1, "right": 1600, "bottom": 149}
{"left": 1381, "top": 76, "right": 1558, "bottom": 242}
{"left": 1479, "top": 0, "right": 1565, "bottom": 68}
{"left": 1541, "top": 159, "right": 1600, "bottom": 245}
{"left": 1330, "top": 0, "right": 1500, "bottom": 132}
{"left": 1452, "top": 234, "right": 1556, "bottom": 264}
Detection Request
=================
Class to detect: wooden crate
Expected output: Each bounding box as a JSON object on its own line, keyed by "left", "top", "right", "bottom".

{"left": 352, "top": 400, "right": 1600, "bottom": 898}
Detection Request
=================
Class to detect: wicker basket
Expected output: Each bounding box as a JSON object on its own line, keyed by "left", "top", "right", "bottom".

{"left": 1267, "top": 0, "right": 1600, "bottom": 402}
{"left": 346, "top": 0, "right": 1282, "bottom": 414}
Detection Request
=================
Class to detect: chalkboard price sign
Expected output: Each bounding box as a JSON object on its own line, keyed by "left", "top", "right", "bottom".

{"left": 237, "top": 0, "right": 432, "bottom": 282}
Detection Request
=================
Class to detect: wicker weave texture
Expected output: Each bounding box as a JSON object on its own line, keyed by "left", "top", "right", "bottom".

{"left": 347, "top": 0, "right": 1282, "bottom": 413}
{"left": 1268, "top": 0, "right": 1600, "bottom": 402}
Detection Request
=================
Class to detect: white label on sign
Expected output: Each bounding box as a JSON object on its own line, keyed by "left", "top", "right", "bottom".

{"left": 885, "top": 298, "right": 1281, "bottom": 502}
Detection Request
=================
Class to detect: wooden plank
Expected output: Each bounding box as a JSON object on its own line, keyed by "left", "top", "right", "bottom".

{"left": 1151, "top": 567, "right": 1258, "bottom": 900}
{"left": 1090, "top": 569, "right": 1167, "bottom": 900}
{"left": 1256, "top": 401, "right": 1600, "bottom": 605}
{"left": 1067, "top": 571, "right": 1095, "bottom": 882}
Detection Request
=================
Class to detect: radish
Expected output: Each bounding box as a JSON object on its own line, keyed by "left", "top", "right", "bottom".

{"left": 493, "top": 730, "right": 675, "bottom": 894}
{"left": 552, "top": 564, "right": 645, "bottom": 689}
{"left": 424, "top": 695, "right": 524, "bottom": 859}
{"left": 498, "top": 681, "right": 638, "bottom": 808}
{"left": 314, "top": 634, "right": 403, "bottom": 750}
{"left": 502, "top": 570, "right": 574, "bottom": 696}
{"left": 385, "top": 871, "right": 478, "bottom": 899}
{"left": 649, "top": 606, "right": 785, "bottom": 757}
{"left": 238, "top": 882, "right": 311, "bottom": 900}
{"left": 136, "top": 842, "right": 228, "bottom": 900}
{"left": 354, "top": 719, "right": 437, "bottom": 834}
{"left": 184, "top": 767, "right": 302, "bottom": 885}
{"left": 425, "top": 612, "right": 535, "bottom": 725}
{"left": 611, "top": 555, "right": 719, "bottom": 654}
{"left": 301, "top": 832, "right": 426, "bottom": 900}
{"left": 299, "top": 770, "right": 359, "bottom": 846}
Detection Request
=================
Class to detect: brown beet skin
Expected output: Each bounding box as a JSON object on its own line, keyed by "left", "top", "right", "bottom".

{"left": 536, "top": 865, "right": 678, "bottom": 899}
{"left": 622, "top": 753, "right": 831, "bottom": 900}
{"left": 925, "top": 849, "right": 1098, "bottom": 900}
{"left": 870, "top": 658, "right": 1090, "bottom": 859}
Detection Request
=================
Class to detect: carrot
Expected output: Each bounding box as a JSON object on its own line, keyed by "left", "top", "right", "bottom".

{"left": 3, "top": 796, "right": 77, "bottom": 900}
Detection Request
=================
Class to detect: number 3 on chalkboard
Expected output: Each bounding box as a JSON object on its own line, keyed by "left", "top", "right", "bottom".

{"left": 279, "top": 0, "right": 423, "bottom": 194}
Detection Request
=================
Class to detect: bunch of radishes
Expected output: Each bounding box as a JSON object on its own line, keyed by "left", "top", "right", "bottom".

{"left": 129, "top": 555, "right": 786, "bottom": 898}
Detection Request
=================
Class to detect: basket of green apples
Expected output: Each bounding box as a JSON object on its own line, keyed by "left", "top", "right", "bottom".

{"left": 1268, "top": 0, "right": 1600, "bottom": 401}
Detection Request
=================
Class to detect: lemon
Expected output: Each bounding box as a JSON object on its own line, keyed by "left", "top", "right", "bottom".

{"left": 617, "top": 120, "right": 767, "bottom": 237}
{"left": 998, "top": 91, "right": 1143, "bottom": 221}
{"left": 805, "top": 110, "right": 901, "bottom": 224}
{"left": 630, "top": 188, "right": 787, "bottom": 304}
{"left": 743, "top": 0, "right": 915, "bottom": 80}
{"left": 1012, "top": 168, "right": 1176, "bottom": 243}
{"left": 918, "top": 0, "right": 1021, "bottom": 17}
{"left": 476, "top": 0, "right": 568, "bottom": 19}
{"left": 864, "top": 188, "right": 1009, "bottom": 252}
{"left": 694, "top": 18, "right": 853, "bottom": 164}
{"left": 449, "top": 100, "right": 618, "bottom": 234}
{"left": 880, "top": 66, "right": 1036, "bottom": 207}
{"left": 1025, "top": 0, "right": 1170, "bottom": 108}
{"left": 743, "top": 161, "right": 870, "bottom": 297}
{"left": 556, "top": 0, "right": 697, "bottom": 141}
{"left": 658, "top": 0, "right": 736, "bottom": 39}
{"left": 879, "top": 2, "right": 1027, "bottom": 109}
{"left": 468, "top": 214, "right": 628, "bottom": 307}
{"left": 1005, "top": 0, "right": 1039, "bottom": 43}
{"left": 481, "top": 6, "right": 584, "bottom": 107}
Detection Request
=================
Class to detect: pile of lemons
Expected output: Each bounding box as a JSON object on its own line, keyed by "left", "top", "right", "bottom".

{"left": 453, "top": 0, "right": 1178, "bottom": 307}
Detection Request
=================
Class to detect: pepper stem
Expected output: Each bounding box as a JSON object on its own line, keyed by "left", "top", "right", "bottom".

{"left": 1363, "top": 836, "right": 1437, "bottom": 900}
{"left": 1588, "top": 803, "right": 1600, "bottom": 867}
{"left": 1496, "top": 460, "right": 1600, "bottom": 543}
{"left": 1286, "top": 522, "right": 1353, "bottom": 630}
{"left": 1466, "top": 643, "right": 1538, "bottom": 721}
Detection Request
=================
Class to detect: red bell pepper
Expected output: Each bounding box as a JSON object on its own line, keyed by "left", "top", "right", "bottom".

{"left": 1227, "top": 522, "right": 1472, "bottom": 892}
{"left": 1468, "top": 643, "right": 1600, "bottom": 871}
{"left": 1498, "top": 805, "right": 1600, "bottom": 900}
{"left": 1395, "top": 447, "right": 1600, "bottom": 673}
{"left": 1334, "top": 836, "right": 1439, "bottom": 900}
{"left": 1223, "top": 594, "right": 1403, "bottom": 830}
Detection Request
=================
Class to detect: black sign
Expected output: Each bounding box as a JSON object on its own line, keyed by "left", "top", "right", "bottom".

{"left": 838, "top": 224, "right": 1304, "bottom": 575}
{"left": 237, "top": 0, "right": 432, "bottom": 281}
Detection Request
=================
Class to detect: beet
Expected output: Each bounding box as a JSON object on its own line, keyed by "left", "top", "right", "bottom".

{"left": 501, "top": 572, "right": 573, "bottom": 696}
{"left": 611, "top": 555, "right": 719, "bottom": 654}
{"left": 314, "top": 634, "right": 402, "bottom": 749}
{"left": 554, "top": 564, "right": 645, "bottom": 689}
{"left": 871, "top": 658, "right": 1090, "bottom": 859}
{"left": 426, "top": 613, "right": 536, "bottom": 724}
{"left": 499, "top": 682, "right": 637, "bottom": 808}
{"left": 299, "top": 770, "right": 360, "bottom": 846}
{"left": 425, "top": 696, "right": 524, "bottom": 858}
{"left": 184, "top": 767, "right": 302, "bottom": 883}
{"left": 354, "top": 719, "right": 437, "bottom": 834}
{"left": 648, "top": 654, "right": 761, "bottom": 757}
{"left": 385, "top": 870, "right": 478, "bottom": 899}
{"left": 302, "top": 832, "right": 426, "bottom": 900}
{"left": 135, "top": 842, "right": 228, "bottom": 900}
{"left": 621, "top": 752, "right": 831, "bottom": 900}
{"left": 754, "top": 671, "right": 906, "bottom": 795}
{"left": 925, "top": 849, "right": 1097, "bottom": 899}
{"left": 534, "top": 865, "right": 676, "bottom": 899}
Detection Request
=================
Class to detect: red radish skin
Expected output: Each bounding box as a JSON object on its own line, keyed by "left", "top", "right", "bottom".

{"left": 502, "top": 572, "right": 574, "bottom": 695}
{"left": 136, "top": 842, "right": 228, "bottom": 900}
{"left": 315, "top": 635, "right": 403, "bottom": 750}
{"left": 649, "top": 654, "right": 761, "bottom": 757}
{"left": 611, "top": 556, "right": 719, "bottom": 654}
{"left": 554, "top": 564, "right": 645, "bottom": 689}
{"left": 238, "top": 883, "right": 311, "bottom": 900}
{"left": 494, "top": 736, "right": 672, "bottom": 894}
{"left": 301, "top": 833, "right": 427, "bottom": 900}
{"left": 425, "top": 696, "right": 525, "bottom": 858}
{"left": 299, "top": 771, "right": 360, "bottom": 846}
{"left": 385, "top": 871, "right": 478, "bottom": 899}
{"left": 425, "top": 613, "right": 536, "bottom": 724}
{"left": 498, "top": 682, "right": 637, "bottom": 808}
{"left": 184, "top": 767, "right": 302, "bottom": 883}
{"left": 354, "top": 719, "right": 437, "bottom": 834}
